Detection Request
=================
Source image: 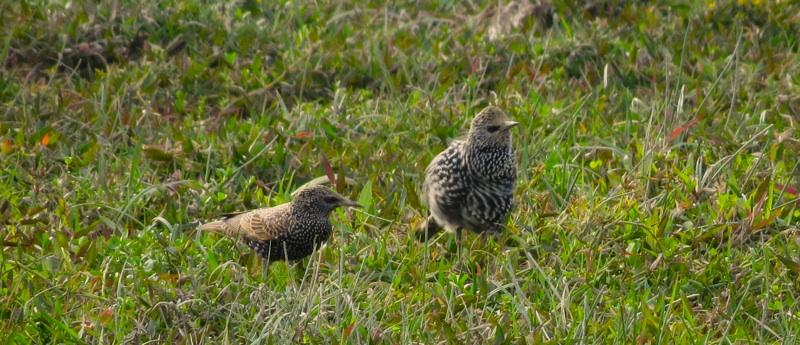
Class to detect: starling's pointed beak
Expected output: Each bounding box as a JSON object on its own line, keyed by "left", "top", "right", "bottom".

{"left": 501, "top": 121, "right": 519, "bottom": 131}
{"left": 341, "top": 198, "right": 363, "bottom": 208}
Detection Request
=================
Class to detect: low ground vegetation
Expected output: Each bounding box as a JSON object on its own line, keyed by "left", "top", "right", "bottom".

{"left": 2, "top": 0, "right": 800, "bottom": 343}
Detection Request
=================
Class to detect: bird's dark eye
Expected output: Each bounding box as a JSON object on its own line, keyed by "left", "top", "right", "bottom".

{"left": 323, "top": 196, "right": 339, "bottom": 204}
{"left": 486, "top": 125, "right": 500, "bottom": 133}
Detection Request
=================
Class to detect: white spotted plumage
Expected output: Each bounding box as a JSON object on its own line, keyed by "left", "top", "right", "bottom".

{"left": 418, "top": 106, "right": 518, "bottom": 241}
{"left": 199, "top": 185, "right": 361, "bottom": 262}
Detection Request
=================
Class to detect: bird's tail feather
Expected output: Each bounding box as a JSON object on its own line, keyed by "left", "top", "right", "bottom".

{"left": 178, "top": 220, "right": 204, "bottom": 232}
{"left": 198, "top": 221, "right": 234, "bottom": 236}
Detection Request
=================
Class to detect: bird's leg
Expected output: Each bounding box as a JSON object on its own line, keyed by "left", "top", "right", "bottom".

{"left": 455, "top": 227, "right": 465, "bottom": 272}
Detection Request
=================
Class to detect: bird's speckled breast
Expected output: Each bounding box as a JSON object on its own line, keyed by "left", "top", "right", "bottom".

{"left": 246, "top": 218, "right": 332, "bottom": 261}
{"left": 465, "top": 144, "right": 516, "bottom": 182}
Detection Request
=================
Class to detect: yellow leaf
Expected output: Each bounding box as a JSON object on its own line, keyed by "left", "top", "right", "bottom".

{"left": 777, "top": 255, "right": 800, "bottom": 274}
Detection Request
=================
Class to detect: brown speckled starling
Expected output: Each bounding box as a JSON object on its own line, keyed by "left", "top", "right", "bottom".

{"left": 417, "top": 106, "right": 518, "bottom": 243}
{"left": 200, "top": 186, "right": 361, "bottom": 262}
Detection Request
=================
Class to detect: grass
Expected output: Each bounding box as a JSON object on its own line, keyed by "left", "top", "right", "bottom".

{"left": 2, "top": 0, "right": 800, "bottom": 343}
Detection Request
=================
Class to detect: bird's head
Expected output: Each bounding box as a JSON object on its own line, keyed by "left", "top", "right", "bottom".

{"left": 467, "top": 106, "right": 518, "bottom": 144}
{"left": 293, "top": 185, "right": 362, "bottom": 214}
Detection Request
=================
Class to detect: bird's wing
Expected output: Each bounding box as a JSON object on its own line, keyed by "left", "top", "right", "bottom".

{"left": 423, "top": 142, "right": 471, "bottom": 227}
{"left": 426, "top": 142, "right": 466, "bottom": 186}
{"left": 201, "top": 203, "right": 292, "bottom": 241}
{"left": 235, "top": 203, "right": 292, "bottom": 241}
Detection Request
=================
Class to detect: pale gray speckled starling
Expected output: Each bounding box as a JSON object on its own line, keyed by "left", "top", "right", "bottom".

{"left": 417, "top": 106, "right": 518, "bottom": 243}
{"left": 200, "top": 186, "right": 361, "bottom": 262}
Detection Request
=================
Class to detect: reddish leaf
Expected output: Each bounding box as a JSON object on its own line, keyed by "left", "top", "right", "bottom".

{"left": 1, "top": 140, "right": 11, "bottom": 154}
{"left": 41, "top": 133, "right": 50, "bottom": 145}
{"left": 296, "top": 131, "right": 313, "bottom": 139}
{"left": 470, "top": 56, "right": 481, "bottom": 74}
{"left": 320, "top": 153, "right": 336, "bottom": 185}
{"left": 754, "top": 174, "right": 772, "bottom": 205}
{"left": 25, "top": 206, "right": 46, "bottom": 217}
{"left": 750, "top": 175, "right": 771, "bottom": 227}
{"left": 775, "top": 183, "right": 798, "bottom": 196}
{"left": 667, "top": 116, "right": 699, "bottom": 143}
{"left": 73, "top": 240, "right": 91, "bottom": 262}
{"left": 371, "top": 326, "right": 382, "bottom": 343}
{"left": 752, "top": 216, "right": 776, "bottom": 231}
{"left": 121, "top": 106, "right": 130, "bottom": 126}
{"left": 343, "top": 320, "right": 357, "bottom": 342}
{"left": 99, "top": 309, "right": 114, "bottom": 326}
